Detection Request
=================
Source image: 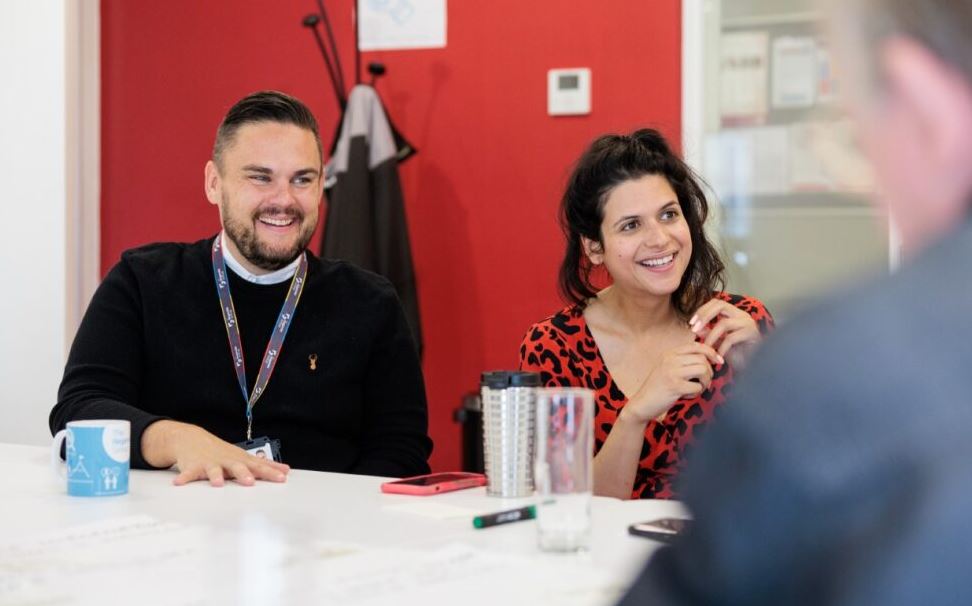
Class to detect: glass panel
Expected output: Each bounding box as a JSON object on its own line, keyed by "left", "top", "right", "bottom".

{"left": 697, "top": 0, "right": 889, "bottom": 322}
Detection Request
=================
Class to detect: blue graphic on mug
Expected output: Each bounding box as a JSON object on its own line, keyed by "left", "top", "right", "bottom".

{"left": 65, "top": 422, "right": 130, "bottom": 497}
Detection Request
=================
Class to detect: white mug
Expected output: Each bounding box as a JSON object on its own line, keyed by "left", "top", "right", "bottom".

{"left": 51, "top": 420, "right": 130, "bottom": 497}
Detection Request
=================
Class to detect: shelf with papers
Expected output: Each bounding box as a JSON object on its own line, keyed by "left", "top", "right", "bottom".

{"left": 722, "top": 11, "right": 820, "bottom": 29}
{"left": 687, "top": 0, "right": 890, "bottom": 322}
{"left": 717, "top": 191, "right": 874, "bottom": 210}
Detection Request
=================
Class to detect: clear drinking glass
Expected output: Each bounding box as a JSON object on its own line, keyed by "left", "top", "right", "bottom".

{"left": 534, "top": 387, "right": 594, "bottom": 552}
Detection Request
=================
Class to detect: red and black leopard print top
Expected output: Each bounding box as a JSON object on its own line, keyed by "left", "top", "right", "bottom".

{"left": 518, "top": 292, "right": 773, "bottom": 499}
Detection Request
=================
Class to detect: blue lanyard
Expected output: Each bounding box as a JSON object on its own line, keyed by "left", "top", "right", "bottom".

{"left": 211, "top": 237, "right": 307, "bottom": 440}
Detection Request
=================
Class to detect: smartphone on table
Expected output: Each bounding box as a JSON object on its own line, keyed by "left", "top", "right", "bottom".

{"left": 627, "top": 518, "right": 692, "bottom": 543}
{"left": 380, "top": 472, "right": 487, "bottom": 495}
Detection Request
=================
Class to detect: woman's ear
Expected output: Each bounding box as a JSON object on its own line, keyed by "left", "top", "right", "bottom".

{"left": 582, "top": 237, "right": 604, "bottom": 266}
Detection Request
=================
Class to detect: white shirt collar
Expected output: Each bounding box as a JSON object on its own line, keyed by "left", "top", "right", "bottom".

{"left": 220, "top": 232, "right": 302, "bottom": 285}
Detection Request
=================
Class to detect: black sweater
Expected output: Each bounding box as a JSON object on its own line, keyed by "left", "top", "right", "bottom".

{"left": 51, "top": 237, "right": 432, "bottom": 477}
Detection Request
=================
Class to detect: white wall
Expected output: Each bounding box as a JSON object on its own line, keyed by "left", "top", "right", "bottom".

{"left": 0, "top": 1, "right": 99, "bottom": 445}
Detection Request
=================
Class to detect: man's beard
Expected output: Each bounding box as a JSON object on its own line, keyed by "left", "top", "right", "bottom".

{"left": 222, "top": 201, "right": 316, "bottom": 271}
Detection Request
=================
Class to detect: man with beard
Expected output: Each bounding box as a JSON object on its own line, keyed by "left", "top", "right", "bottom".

{"left": 617, "top": 0, "right": 972, "bottom": 604}
{"left": 51, "top": 91, "right": 432, "bottom": 486}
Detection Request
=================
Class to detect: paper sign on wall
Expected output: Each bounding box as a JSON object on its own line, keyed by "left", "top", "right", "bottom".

{"left": 771, "top": 36, "right": 818, "bottom": 109}
{"left": 719, "top": 31, "right": 769, "bottom": 127}
{"left": 358, "top": 0, "right": 447, "bottom": 51}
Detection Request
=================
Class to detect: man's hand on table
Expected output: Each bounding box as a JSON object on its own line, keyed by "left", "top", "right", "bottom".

{"left": 141, "top": 420, "right": 290, "bottom": 487}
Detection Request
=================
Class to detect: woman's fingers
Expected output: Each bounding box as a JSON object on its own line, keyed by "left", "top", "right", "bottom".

{"left": 717, "top": 328, "right": 759, "bottom": 358}
{"left": 633, "top": 341, "right": 729, "bottom": 421}
{"left": 678, "top": 379, "right": 705, "bottom": 397}
{"left": 680, "top": 362, "right": 714, "bottom": 389}
{"left": 689, "top": 299, "right": 733, "bottom": 333}
{"left": 702, "top": 316, "right": 753, "bottom": 349}
{"left": 701, "top": 320, "right": 730, "bottom": 349}
{"left": 675, "top": 342, "right": 724, "bottom": 366}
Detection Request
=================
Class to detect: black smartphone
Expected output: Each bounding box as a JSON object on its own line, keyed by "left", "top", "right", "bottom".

{"left": 627, "top": 518, "right": 692, "bottom": 543}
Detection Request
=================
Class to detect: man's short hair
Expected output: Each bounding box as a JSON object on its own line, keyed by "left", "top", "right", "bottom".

{"left": 835, "top": 0, "right": 972, "bottom": 92}
{"left": 212, "top": 90, "right": 323, "bottom": 170}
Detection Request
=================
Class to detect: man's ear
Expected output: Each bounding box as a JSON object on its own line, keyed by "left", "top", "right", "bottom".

{"left": 204, "top": 160, "right": 221, "bottom": 206}
{"left": 881, "top": 36, "right": 972, "bottom": 175}
{"left": 582, "top": 236, "right": 604, "bottom": 266}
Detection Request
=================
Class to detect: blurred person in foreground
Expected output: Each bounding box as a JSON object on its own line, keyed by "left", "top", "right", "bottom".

{"left": 620, "top": 0, "right": 972, "bottom": 604}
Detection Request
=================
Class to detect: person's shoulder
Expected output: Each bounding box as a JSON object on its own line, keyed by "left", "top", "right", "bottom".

{"left": 698, "top": 252, "right": 965, "bottom": 481}
{"left": 752, "top": 279, "right": 879, "bottom": 366}
{"left": 732, "top": 267, "right": 912, "bottom": 420}
{"left": 308, "top": 256, "right": 399, "bottom": 302}
{"left": 523, "top": 305, "right": 585, "bottom": 342}
{"left": 113, "top": 238, "right": 212, "bottom": 279}
{"left": 786, "top": 221, "right": 972, "bottom": 342}
{"left": 520, "top": 305, "right": 586, "bottom": 370}
{"left": 773, "top": 236, "right": 958, "bottom": 354}
{"left": 715, "top": 292, "right": 772, "bottom": 320}
{"left": 714, "top": 291, "right": 774, "bottom": 334}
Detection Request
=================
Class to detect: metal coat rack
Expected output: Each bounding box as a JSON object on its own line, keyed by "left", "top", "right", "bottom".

{"left": 301, "top": 0, "right": 416, "bottom": 161}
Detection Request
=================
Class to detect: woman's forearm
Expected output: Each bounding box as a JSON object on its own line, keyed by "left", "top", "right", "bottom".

{"left": 592, "top": 408, "right": 649, "bottom": 499}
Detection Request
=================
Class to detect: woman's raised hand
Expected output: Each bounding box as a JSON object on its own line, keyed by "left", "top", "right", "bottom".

{"left": 625, "top": 343, "right": 723, "bottom": 424}
{"left": 689, "top": 298, "right": 762, "bottom": 369}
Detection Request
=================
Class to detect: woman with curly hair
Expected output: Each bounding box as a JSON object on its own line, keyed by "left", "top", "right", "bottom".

{"left": 519, "top": 129, "right": 773, "bottom": 499}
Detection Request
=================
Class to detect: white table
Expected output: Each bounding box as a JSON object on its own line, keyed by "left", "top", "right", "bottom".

{"left": 2, "top": 443, "right": 686, "bottom": 605}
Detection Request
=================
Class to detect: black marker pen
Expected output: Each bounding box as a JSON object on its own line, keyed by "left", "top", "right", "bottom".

{"left": 472, "top": 505, "right": 537, "bottom": 529}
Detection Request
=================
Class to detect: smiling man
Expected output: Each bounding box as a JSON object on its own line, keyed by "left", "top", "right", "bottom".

{"left": 51, "top": 91, "right": 432, "bottom": 486}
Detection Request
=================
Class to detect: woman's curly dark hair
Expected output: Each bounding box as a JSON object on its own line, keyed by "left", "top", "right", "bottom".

{"left": 558, "top": 128, "right": 725, "bottom": 319}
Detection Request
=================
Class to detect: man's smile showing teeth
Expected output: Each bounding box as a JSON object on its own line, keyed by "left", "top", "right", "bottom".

{"left": 259, "top": 215, "right": 295, "bottom": 227}
{"left": 638, "top": 253, "right": 675, "bottom": 268}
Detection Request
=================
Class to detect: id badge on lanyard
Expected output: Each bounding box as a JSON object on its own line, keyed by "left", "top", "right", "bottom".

{"left": 211, "top": 237, "right": 307, "bottom": 442}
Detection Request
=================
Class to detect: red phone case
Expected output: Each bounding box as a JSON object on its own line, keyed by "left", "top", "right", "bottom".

{"left": 380, "top": 472, "right": 487, "bottom": 495}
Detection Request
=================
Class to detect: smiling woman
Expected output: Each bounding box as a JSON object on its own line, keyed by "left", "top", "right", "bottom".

{"left": 519, "top": 129, "right": 774, "bottom": 500}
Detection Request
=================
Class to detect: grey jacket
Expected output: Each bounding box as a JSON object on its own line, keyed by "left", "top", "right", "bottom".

{"left": 620, "top": 218, "right": 972, "bottom": 606}
{"left": 323, "top": 85, "right": 422, "bottom": 354}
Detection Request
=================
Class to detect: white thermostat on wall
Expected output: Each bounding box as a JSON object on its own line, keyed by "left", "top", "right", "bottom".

{"left": 548, "top": 68, "right": 591, "bottom": 116}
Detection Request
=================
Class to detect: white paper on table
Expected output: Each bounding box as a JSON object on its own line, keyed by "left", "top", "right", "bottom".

{"left": 358, "top": 0, "right": 447, "bottom": 51}
{"left": 305, "top": 542, "right": 626, "bottom": 606}
{"left": 0, "top": 515, "right": 224, "bottom": 606}
{"left": 596, "top": 497, "right": 691, "bottom": 520}
{"left": 382, "top": 501, "right": 489, "bottom": 520}
{"left": 771, "top": 36, "right": 818, "bottom": 109}
{"left": 719, "top": 31, "right": 769, "bottom": 126}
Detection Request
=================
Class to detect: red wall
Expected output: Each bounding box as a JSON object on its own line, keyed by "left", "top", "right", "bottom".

{"left": 101, "top": 0, "right": 682, "bottom": 472}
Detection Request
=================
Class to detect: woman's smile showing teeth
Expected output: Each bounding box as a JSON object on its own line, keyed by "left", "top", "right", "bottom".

{"left": 638, "top": 252, "right": 676, "bottom": 271}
